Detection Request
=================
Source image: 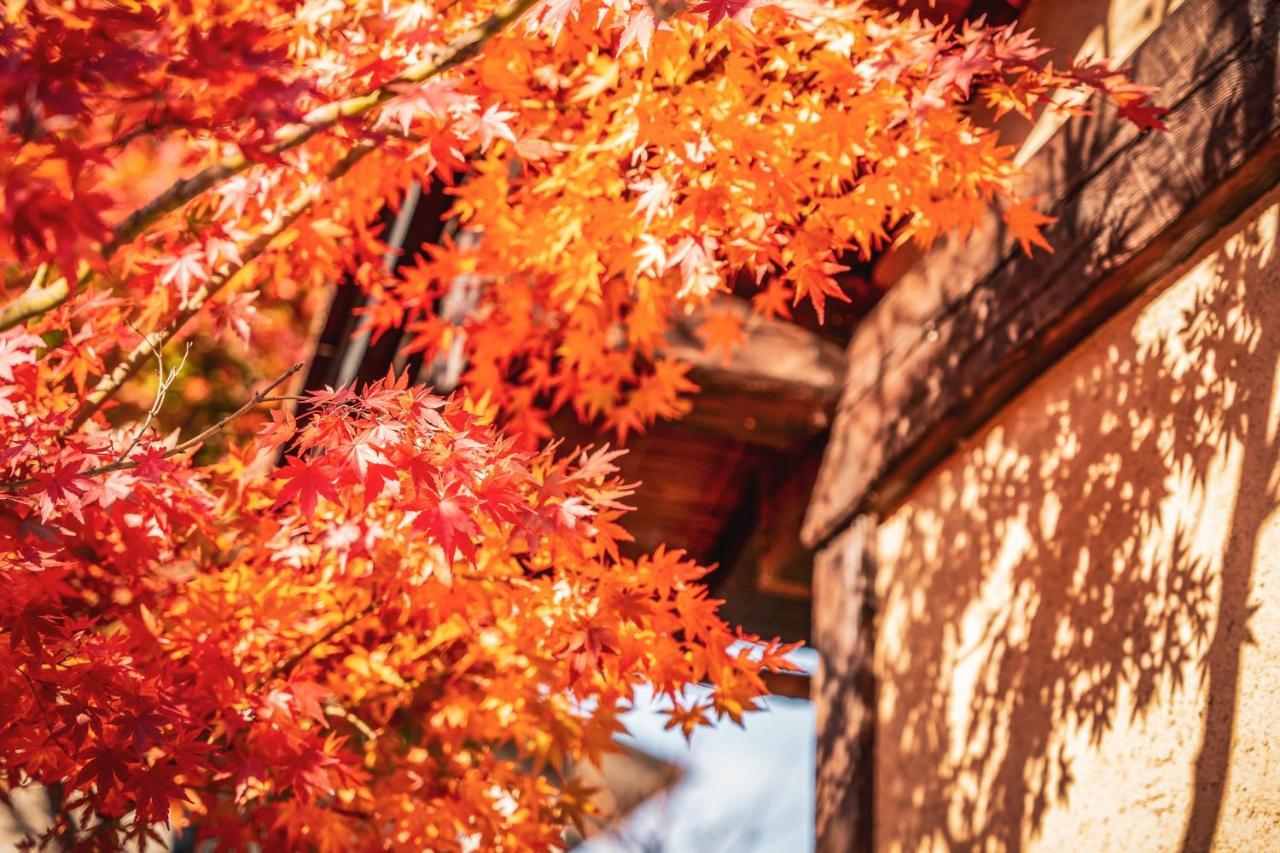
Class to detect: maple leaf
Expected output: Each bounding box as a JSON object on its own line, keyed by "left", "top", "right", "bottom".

{"left": 670, "top": 237, "right": 720, "bottom": 301}
{"left": 0, "top": 329, "right": 41, "bottom": 381}
{"left": 273, "top": 456, "right": 342, "bottom": 516}
{"left": 514, "top": 135, "right": 558, "bottom": 161}
{"left": 618, "top": 8, "right": 659, "bottom": 57}
{"left": 386, "top": 0, "right": 436, "bottom": 37}
{"left": 565, "top": 625, "right": 619, "bottom": 681}
{"left": 633, "top": 234, "right": 668, "bottom": 280}
{"left": 630, "top": 174, "right": 673, "bottom": 226}
{"left": 571, "top": 444, "right": 627, "bottom": 482}
{"left": 210, "top": 289, "right": 260, "bottom": 344}
{"left": 381, "top": 78, "right": 476, "bottom": 134}
{"left": 10, "top": 602, "right": 64, "bottom": 659}
{"left": 936, "top": 42, "right": 995, "bottom": 99}
{"left": 157, "top": 246, "right": 210, "bottom": 303}
{"left": 82, "top": 470, "right": 137, "bottom": 509}
{"left": 532, "top": 0, "right": 582, "bottom": 42}
{"left": 257, "top": 408, "right": 297, "bottom": 449}
{"left": 694, "top": 0, "right": 760, "bottom": 28}
{"left": 463, "top": 103, "right": 518, "bottom": 152}
{"left": 32, "top": 460, "right": 95, "bottom": 523}
{"left": 790, "top": 259, "right": 851, "bottom": 324}
{"left": 751, "top": 280, "right": 793, "bottom": 320}
{"left": 698, "top": 309, "right": 745, "bottom": 358}
{"left": 1005, "top": 199, "right": 1058, "bottom": 256}
{"left": 1117, "top": 97, "right": 1170, "bottom": 133}
{"left": 287, "top": 680, "right": 330, "bottom": 724}
{"left": 205, "top": 234, "right": 244, "bottom": 268}
{"left": 663, "top": 699, "right": 713, "bottom": 741}
{"left": 555, "top": 496, "right": 595, "bottom": 528}
{"left": 411, "top": 486, "right": 480, "bottom": 565}
{"left": 132, "top": 761, "right": 189, "bottom": 825}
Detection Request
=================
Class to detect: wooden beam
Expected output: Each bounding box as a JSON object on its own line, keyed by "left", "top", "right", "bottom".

{"left": 667, "top": 295, "right": 847, "bottom": 449}
{"left": 804, "top": 0, "right": 1280, "bottom": 546}
{"left": 762, "top": 669, "right": 812, "bottom": 700}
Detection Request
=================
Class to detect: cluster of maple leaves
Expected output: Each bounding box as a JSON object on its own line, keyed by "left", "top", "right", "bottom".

{"left": 3, "top": 327, "right": 787, "bottom": 847}
{"left": 0, "top": 0, "right": 1163, "bottom": 848}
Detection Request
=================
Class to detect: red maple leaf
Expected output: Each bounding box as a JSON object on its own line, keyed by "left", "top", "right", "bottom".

{"left": 273, "top": 456, "right": 342, "bottom": 516}
{"left": 32, "top": 459, "right": 94, "bottom": 523}
{"left": 411, "top": 486, "right": 480, "bottom": 565}
{"left": 693, "top": 0, "right": 758, "bottom": 27}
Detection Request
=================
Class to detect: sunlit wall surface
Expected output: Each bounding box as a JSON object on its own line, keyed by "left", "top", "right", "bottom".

{"left": 865, "top": 185, "right": 1280, "bottom": 850}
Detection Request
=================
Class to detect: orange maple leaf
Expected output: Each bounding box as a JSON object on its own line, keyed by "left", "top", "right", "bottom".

{"left": 698, "top": 309, "right": 745, "bottom": 359}
{"left": 1005, "top": 199, "right": 1058, "bottom": 256}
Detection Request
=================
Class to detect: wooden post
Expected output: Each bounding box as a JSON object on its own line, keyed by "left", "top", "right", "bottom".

{"left": 813, "top": 515, "right": 878, "bottom": 853}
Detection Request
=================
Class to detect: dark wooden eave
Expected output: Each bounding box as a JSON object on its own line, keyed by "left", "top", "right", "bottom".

{"left": 804, "top": 0, "right": 1280, "bottom": 547}
{"left": 669, "top": 295, "right": 847, "bottom": 449}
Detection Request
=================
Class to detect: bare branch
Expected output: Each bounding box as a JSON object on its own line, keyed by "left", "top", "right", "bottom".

{"left": 118, "top": 324, "right": 190, "bottom": 462}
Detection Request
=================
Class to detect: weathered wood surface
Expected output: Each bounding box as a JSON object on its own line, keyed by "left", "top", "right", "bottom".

{"left": 668, "top": 295, "right": 847, "bottom": 449}
{"left": 813, "top": 516, "right": 878, "bottom": 853}
{"left": 803, "top": 0, "right": 1280, "bottom": 546}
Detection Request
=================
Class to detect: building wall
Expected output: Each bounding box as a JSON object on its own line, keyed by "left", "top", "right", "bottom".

{"left": 862, "top": 181, "right": 1280, "bottom": 851}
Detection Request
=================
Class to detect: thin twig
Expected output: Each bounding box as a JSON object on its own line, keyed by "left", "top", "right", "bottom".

{"left": 324, "top": 702, "right": 379, "bottom": 742}
{"left": 0, "top": 363, "right": 303, "bottom": 494}
{"left": 272, "top": 598, "right": 378, "bottom": 681}
{"left": 118, "top": 322, "right": 189, "bottom": 462}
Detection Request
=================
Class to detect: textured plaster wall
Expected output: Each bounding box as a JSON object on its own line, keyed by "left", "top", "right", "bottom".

{"left": 869, "top": 185, "right": 1280, "bottom": 850}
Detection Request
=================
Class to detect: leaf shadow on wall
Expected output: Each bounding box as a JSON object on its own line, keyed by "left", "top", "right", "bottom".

{"left": 872, "top": 186, "right": 1280, "bottom": 850}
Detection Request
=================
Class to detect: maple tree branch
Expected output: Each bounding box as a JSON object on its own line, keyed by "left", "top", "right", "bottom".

{"left": 0, "top": 363, "right": 302, "bottom": 494}
{"left": 0, "top": 263, "right": 73, "bottom": 331}
{"left": 645, "top": 0, "right": 687, "bottom": 22}
{"left": 324, "top": 702, "right": 379, "bottom": 742}
{"left": 273, "top": 599, "right": 378, "bottom": 681}
{"left": 104, "top": 0, "right": 540, "bottom": 254}
{"left": 66, "top": 142, "right": 374, "bottom": 433}
{"left": 0, "top": 0, "right": 536, "bottom": 333}
{"left": 105, "top": 117, "right": 189, "bottom": 152}
{"left": 163, "top": 362, "right": 303, "bottom": 456}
